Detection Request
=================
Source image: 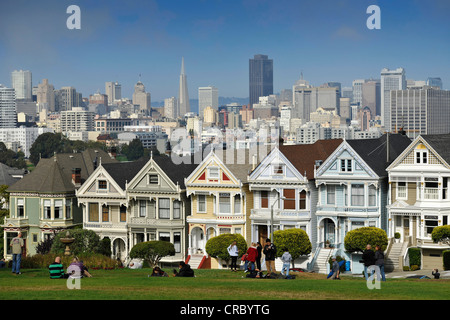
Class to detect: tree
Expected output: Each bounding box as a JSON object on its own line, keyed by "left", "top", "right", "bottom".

{"left": 51, "top": 229, "right": 103, "bottom": 256}
{"left": 129, "top": 241, "right": 175, "bottom": 268}
{"left": 122, "top": 138, "right": 144, "bottom": 161}
{"left": 29, "top": 132, "right": 67, "bottom": 165}
{"left": 205, "top": 233, "right": 247, "bottom": 262}
{"left": 344, "top": 227, "right": 388, "bottom": 253}
{"left": 431, "top": 225, "right": 450, "bottom": 245}
{"left": 273, "top": 228, "right": 312, "bottom": 267}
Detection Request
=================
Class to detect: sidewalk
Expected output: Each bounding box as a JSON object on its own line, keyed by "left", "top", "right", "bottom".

{"left": 349, "top": 269, "right": 450, "bottom": 279}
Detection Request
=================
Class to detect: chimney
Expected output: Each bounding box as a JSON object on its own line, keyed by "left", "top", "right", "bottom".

{"left": 252, "top": 153, "right": 257, "bottom": 171}
{"left": 72, "top": 168, "right": 81, "bottom": 186}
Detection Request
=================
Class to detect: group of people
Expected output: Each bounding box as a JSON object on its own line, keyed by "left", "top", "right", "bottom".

{"left": 227, "top": 238, "right": 293, "bottom": 278}
{"left": 149, "top": 261, "right": 195, "bottom": 277}
{"left": 361, "top": 244, "right": 386, "bottom": 281}
{"left": 48, "top": 256, "right": 93, "bottom": 279}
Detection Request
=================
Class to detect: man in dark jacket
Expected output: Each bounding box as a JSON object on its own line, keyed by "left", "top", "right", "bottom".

{"left": 174, "top": 261, "right": 195, "bottom": 277}
{"left": 263, "top": 239, "right": 277, "bottom": 276}
{"left": 362, "top": 244, "right": 376, "bottom": 280}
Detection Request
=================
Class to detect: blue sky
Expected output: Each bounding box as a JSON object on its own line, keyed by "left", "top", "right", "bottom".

{"left": 0, "top": 0, "right": 449, "bottom": 102}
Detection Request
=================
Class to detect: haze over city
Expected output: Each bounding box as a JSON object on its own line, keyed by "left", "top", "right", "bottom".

{"left": 1, "top": 0, "right": 449, "bottom": 102}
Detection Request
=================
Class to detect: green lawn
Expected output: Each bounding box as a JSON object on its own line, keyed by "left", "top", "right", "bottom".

{"left": 0, "top": 268, "right": 449, "bottom": 300}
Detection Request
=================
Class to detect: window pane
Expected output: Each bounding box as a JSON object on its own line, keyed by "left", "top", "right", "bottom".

{"left": 351, "top": 184, "right": 364, "bottom": 206}
{"left": 219, "top": 194, "right": 230, "bottom": 213}
{"left": 198, "top": 195, "right": 206, "bottom": 212}
{"left": 261, "top": 191, "right": 268, "bottom": 208}
{"left": 102, "top": 206, "right": 109, "bottom": 222}
{"left": 159, "top": 198, "right": 170, "bottom": 219}
{"left": 327, "top": 185, "right": 335, "bottom": 204}
{"left": 299, "top": 190, "right": 306, "bottom": 209}
{"left": 89, "top": 203, "right": 99, "bottom": 222}
{"left": 369, "top": 186, "right": 376, "bottom": 206}
{"left": 283, "top": 189, "right": 296, "bottom": 210}
{"left": 234, "top": 195, "right": 241, "bottom": 213}
{"left": 139, "top": 200, "right": 146, "bottom": 217}
{"left": 173, "top": 200, "right": 181, "bottom": 219}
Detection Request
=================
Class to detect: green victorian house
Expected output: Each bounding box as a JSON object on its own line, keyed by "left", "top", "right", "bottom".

{"left": 2, "top": 149, "right": 116, "bottom": 258}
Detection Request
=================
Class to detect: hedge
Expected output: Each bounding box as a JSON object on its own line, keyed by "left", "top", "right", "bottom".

{"left": 443, "top": 250, "right": 450, "bottom": 271}
{"left": 129, "top": 241, "right": 175, "bottom": 268}
{"left": 273, "top": 228, "right": 312, "bottom": 261}
{"left": 408, "top": 248, "right": 421, "bottom": 269}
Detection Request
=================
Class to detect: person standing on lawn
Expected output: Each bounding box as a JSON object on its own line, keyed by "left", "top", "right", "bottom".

{"left": 245, "top": 243, "right": 258, "bottom": 271}
{"left": 280, "top": 247, "right": 292, "bottom": 277}
{"left": 227, "top": 241, "right": 239, "bottom": 272}
{"left": 375, "top": 245, "right": 386, "bottom": 282}
{"left": 362, "top": 244, "right": 376, "bottom": 280}
{"left": 255, "top": 242, "right": 262, "bottom": 271}
{"left": 10, "top": 232, "right": 24, "bottom": 275}
{"left": 263, "top": 238, "right": 277, "bottom": 276}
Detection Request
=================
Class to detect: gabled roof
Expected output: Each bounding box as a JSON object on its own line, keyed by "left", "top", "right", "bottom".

{"left": 8, "top": 149, "right": 117, "bottom": 194}
{"left": 346, "top": 134, "right": 411, "bottom": 177}
{"left": 101, "top": 159, "right": 148, "bottom": 190}
{"left": 0, "top": 163, "right": 25, "bottom": 186}
{"left": 420, "top": 134, "right": 450, "bottom": 166}
{"left": 278, "top": 139, "right": 343, "bottom": 179}
{"left": 151, "top": 154, "right": 198, "bottom": 189}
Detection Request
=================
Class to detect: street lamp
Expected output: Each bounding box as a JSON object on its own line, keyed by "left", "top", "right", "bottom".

{"left": 270, "top": 194, "right": 286, "bottom": 241}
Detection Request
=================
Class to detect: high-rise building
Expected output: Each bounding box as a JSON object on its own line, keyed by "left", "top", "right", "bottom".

{"left": 352, "top": 79, "right": 365, "bottom": 106}
{"left": 105, "top": 81, "right": 121, "bottom": 105}
{"left": 178, "top": 57, "right": 190, "bottom": 116}
{"left": 426, "top": 77, "right": 443, "bottom": 89}
{"left": 390, "top": 87, "right": 450, "bottom": 139}
{"left": 132, "top": 80, "right": 151, "bottom": 115}
{"left": 60, "top": 107, "right": 95, "bottom": 132}
{"left": 11, "top": 70, "right": 32, "bottom": 101}
{"left": 249, "top": 54, "right": 273, "bottom": 107}
{"left": 198, "top": 86, "right": 218, "bottom": 118}
{"left": 56, "top": 86, "right": 81, "bottom": 111}
{"left": 292, "top": 85, "right": 340, "bottom": 121}
{"left": 0, "top": 85, "right": 17, "bottom": 128}
{"left": 164, "top": 97, "right": 178, "bottom": 119}
{"left": 381, "top": 67, "right": 406, "bottom": 130}
{"left": 36, "top": 79, "right": 55, "bottom": 112}
{"left": 361, "top": 79, "right": 381, "bottom": 116}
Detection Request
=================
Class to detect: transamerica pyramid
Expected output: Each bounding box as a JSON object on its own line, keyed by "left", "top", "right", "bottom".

{"left": 178, "top": 57, "right": 190, "bottom": 116}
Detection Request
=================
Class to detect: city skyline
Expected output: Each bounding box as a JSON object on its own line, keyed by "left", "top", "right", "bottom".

{"left": 0, "top": 0, "right": 449, "bottom": 102}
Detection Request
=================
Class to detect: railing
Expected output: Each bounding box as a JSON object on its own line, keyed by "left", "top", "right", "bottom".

{"left": 307, "top": 245, "right": 322, "bottom": 271}
{"left": 424, "top": 188, "right": 439, "bottom": 200}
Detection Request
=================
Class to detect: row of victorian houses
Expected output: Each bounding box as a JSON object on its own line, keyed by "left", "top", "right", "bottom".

{"left": 3, "top": 133, "right": 450, "bottom": 273}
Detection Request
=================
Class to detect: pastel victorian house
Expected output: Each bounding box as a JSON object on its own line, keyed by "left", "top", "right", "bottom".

{"left": 248, "top": 139, "right": 342, "bottom": 264}
{"left": 185, "top": 149, "right": 255, "bottom": 269}
{"left": 3, "top": 149, "right": 116, "bottom": 258}
{"left": 125, "top": 154, "right": 197, "bottom": 265}
{"left": 314, "top": 134, "right": 410, "bottom": 273}
{"left": 76, "top": 158, "right": 147, "bottom": 261}
{"left": 387, "top": 134, "right": 450, "bottom": 270}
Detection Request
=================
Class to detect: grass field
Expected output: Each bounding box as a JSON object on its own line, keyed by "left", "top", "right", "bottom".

{"left": 1, "top": 268, "right": 449, "bottom": 301}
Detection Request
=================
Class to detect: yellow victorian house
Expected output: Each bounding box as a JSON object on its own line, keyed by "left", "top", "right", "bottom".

{"left": 185, "top": 149, "right": 262, "bottom": 269}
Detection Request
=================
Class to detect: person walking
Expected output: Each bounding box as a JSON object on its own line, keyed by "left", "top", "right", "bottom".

{"left": 10, "top": 232, "right": 24, "bottom": 275}
{"left": 362, "top": 244, "right": 376, "bottom": 280}
{"left": 375, "top": 245, "right": 386, "bottom": 281}
{"left": 280, "top": 247, "right": 292, "bottom": 277}
{"left": 227, "top": 241, "right": 239, "bottom": 272}
{"left": 263, "top": 238, "right": 277, "bottom": 276}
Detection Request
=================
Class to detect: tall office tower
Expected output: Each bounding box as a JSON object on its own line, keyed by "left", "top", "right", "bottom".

{"left": 249, "top": 54, "right": 273, "bottom": 107}
{"left": 381, "top": 67, "right": 406, "bottom": 130}
{"left": 352, "top": 79, "right": 365, "bottom": 106}
{"left": 390, "top": 87, "right": 450, "bottom": 139}
{"left": 426, "top": 77, "right": 443, "bottom": 89}
{"left": 293, "top": 86, "right": 340, "bottom": 121}
{"left": 361, "top": 79, "right": 381, "bottom": 116}
{"left": 36, "top": 79, "right": 55, "bottom": 112}
{"left": 132, "top": 80, "right": 151, "bottom": 115}
{"left": 0, "top": 85, "right": 17, "bottom": 128}
{"left": 164, "top": 97, "right": 178, "bottom": 119}
{"left": 56, "top": 86, "right": 81, "bottom": 111}
{"left": 105, "top": 81, "right": 121, "bottom": 105}
{"left": 341, "top": 87, "right": 353, "bottom": 101}
{"left": 178, "top": 57, "right": 190, "bottom": 116}
{"left": 198, "top": 86, "right": 218, "bottom": 118}
{"left": 11, "top": 70, "right": 32, "bottom": 101}
{"left": 325, "top": 82, "right": 342, "bottom": 97}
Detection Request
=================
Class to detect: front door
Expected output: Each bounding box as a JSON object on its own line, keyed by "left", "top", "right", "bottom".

{"left": 403, "top": 217, "right": 410, "bottom": 240}
{"left": 324, "top": 219, "right": 335, "bottom": 246}
{"left": 258, "top": 225, "right": 268, "bottom": 244}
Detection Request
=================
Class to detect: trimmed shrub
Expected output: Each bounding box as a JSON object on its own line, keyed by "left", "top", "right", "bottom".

{"left": 129, "top": 240, "right": 175, "bottom": 268}
{"left": 344, "top": 227, "right": 388, "bottom": 253}
{"left": 431, "top": 225, "right": 450, "bottom": 244}
{"left": 408, "top": 248, "right": 421, "bottom": 269}
{"left": 410, "top": 265, "right": 420, "bottom": 271}
{"left": 403, "top": 266, "right": 410, "bottom": 271}
{"left": 205, "top": 233, "right": 247, "bottom": 261}
{"left": 443, "top": 250, "right": 450, "bottom": 271}
{"left": 273, "top": 228, "right": 312, "bottom": 262}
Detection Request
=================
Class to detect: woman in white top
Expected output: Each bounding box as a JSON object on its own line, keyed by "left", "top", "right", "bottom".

{"left": 227, "top": 241, "right": 239, "bottom": 272}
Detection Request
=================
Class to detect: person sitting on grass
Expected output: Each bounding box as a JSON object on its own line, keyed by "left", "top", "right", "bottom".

{"left": 173, "top": 261, "right": 194, "bottom": 277}
{"left": 151, "top": 266, "right": 169, "bottom": 277}
{"left": 49, "top": 256, "right": 68, "bottom": 279}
